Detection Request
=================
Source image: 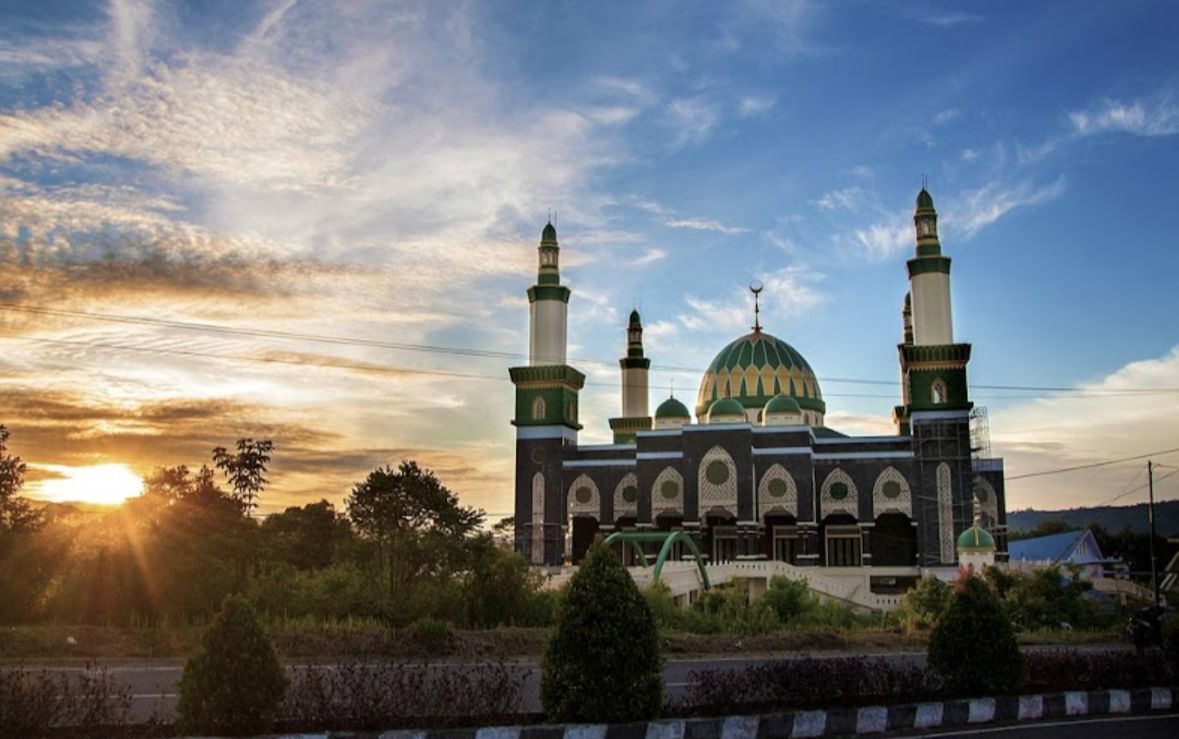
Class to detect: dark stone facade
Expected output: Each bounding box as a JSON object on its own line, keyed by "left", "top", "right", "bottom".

{"left": 515, "top": 411, "right": 1007, "bottom": 569}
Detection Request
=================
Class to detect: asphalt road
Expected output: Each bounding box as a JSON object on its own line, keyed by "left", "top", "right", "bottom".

{"left": 25, "top": 643, "right": 1130, "bottom": 723}
{"left": 888, "top": 714, "right": 1179, "bottom": 738}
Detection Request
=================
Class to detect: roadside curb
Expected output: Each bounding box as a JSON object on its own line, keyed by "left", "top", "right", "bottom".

{"left": 270, "top": 686, "right": 1177, "bottom": 738}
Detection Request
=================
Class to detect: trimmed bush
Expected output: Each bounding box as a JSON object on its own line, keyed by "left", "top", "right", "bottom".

{"left": 0, "top": 665, "right": 131, "bottom": 736}
{"left": 177, "top": 595, "right": 289, "bottom": 735}
{"left": 541, "top": 540, "right": 663, "bottom": 722}
{"left": 928, "top": 575, "right": 1023, "bottom": 697}
{"left": 1164, "top": 616, "right": 1179, "bottom": 680}
{"left": 673, "top": 656, "right": 937, "bottom": 715}
{"left": 1021, "top": 649, "right": 1169, "bottom": 693}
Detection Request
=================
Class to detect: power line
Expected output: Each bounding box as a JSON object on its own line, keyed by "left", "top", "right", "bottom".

{"left": 4, "top": 301, "right": 1179, "bottom": 397}
{"left": 1006, "top": 447, "right": 1179, "bottom": 481}
{"left": 1095, "top": 469, "right": 1179, "bottom": 507}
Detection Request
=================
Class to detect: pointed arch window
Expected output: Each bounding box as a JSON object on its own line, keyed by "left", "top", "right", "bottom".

{"left": 532, "top": 396, "right": 546, "bottom": 420}
{"left": 931, "top": 378, "right": 947, "bottom": 405}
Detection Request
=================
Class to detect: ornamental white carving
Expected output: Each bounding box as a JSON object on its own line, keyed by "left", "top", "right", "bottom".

{"left": 567, "top": 474, "right": 601, "bottom": 521}
{"left": 652, "top": 466, "right": 684, "bottom": 518}
{"left": 819, "top": 468, "right": 858, "bottom": 518}
{"left": 531, "top": 472, "right": 545, "bottom": 564}
{"left": 532, "top": 396, "right": 546, "bottom": 420}
{"left": 871, "top": 466, "right": 913, "bottom": 518}
{"left": 613, "top": 472, "right": 638, "bottom": 519}
{"left": 937, "top": 463, "right": 954, "bottom": 563}
{"left": 698, "top": 445, "right": 738, "bottom": 516}
{"left": 757, "top": 463, "right": 798, "bottom": 521}
{"left": 931, "top": 377, "right": 947, "bottom": 405}
{"left": 973, "top": 477, "right": 999, "bottom": 530}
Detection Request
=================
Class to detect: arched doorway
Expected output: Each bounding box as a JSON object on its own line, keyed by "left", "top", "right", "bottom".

{"left": 764, "top": 513, "right": 800, "bottom": 563}
{"left": 821, "top": 513, "right": 861, "bottom": 566}
{"left": 871, "top": 513, "right": 916, "bottom": 566}
{"left": 703, "top": 509, "right": 737, "bottom": 563}
{"left": 569, "top": 516, "right": 599, "bottom": 564}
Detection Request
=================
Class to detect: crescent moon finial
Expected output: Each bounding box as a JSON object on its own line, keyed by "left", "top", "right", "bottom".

{"left": 749, "top": 281, "right": 764, "bottom": 332}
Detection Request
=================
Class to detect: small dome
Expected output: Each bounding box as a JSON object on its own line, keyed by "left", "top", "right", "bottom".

{"left": 655, "top": 396, "right": 690, "bottom": 419}
{"left": 957, "top": 525, "right": 996, "bottom": 552}
{"left": 541, "top": 222, "right": 558, "bottom": 243}
{"left": 629, "top": 308, "right": 641, "bottom": 324}
{"left": 916, "top": 188, "right": 934, "bottom": 210}
{"left": 707, "top": 397, "right": 746, "bottom": 423}
{"left": 764, "top": 394, "right": 802, "bottom": 414}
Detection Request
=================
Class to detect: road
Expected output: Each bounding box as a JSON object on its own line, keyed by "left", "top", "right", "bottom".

{"left": 889, "top": 714, "right": 1179, "bottom": 738}
{"left": 23, "top": 643, "right": 1130, "bottom": 723}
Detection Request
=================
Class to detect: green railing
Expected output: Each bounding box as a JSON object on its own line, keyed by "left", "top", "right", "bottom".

{"left": 603, "top": 530, "right": 710, "bottom": 589}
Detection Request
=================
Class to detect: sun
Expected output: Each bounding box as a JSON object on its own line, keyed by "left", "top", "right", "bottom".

{"left": 31, "top": 463, "right": 145, "bottom": 505}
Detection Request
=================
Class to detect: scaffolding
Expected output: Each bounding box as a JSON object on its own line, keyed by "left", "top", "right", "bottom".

{"left": 911, "top": 414, "right": 974, "bottom": 567}
{"left": 970, "top": 406, "right": 991, "bottom": 461}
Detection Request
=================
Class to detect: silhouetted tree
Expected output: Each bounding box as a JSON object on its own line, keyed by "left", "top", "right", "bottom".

{"left": 260, "top": 500, "right": 352, "bottom": 570}
{"left": 346, "top": 461, "right": 483, "bottom": 591}
{"left": 213, "top": 439, "right": 273, "bottom": 516}
{"left": 0, "top": 425, "right": 40, "bottom": 533}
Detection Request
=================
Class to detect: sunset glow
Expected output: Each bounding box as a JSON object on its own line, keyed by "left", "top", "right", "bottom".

{"left": 31, "top": 464, "right": 146, "bottom": 505}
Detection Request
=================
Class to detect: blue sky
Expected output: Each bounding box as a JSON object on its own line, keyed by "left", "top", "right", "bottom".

{"left": 0, "top": 0, "right": 1177, "bottom": 515}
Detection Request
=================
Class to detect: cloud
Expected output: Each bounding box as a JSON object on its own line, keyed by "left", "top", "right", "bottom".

{"left": 948, "top": 176, "right": 1067, "bottom": 237}
{"left": 934, "top": 108, "right": 961, "bottom": 124}
{"left": 664, "top": 217, "right": 749, "bottom": 235}
{"left": 816, "top": 186, "right": 864, "bottom": 212}
{"left": 851, "top": 218, "right": 911, "bottom": 260}
{"left": 961, "top": 147, "right": 980, "bottom": 161}
{"left": 678, "top": 266, "right": 824, "bottom": 333}
{"left": 625, "top": 248, "right": 668, "bottom": 267}
{"left": 665, "top": 97, "right": 720, "bottom": 148}
{"left": 738, "top": 95, "right": 777, "bottom": 116}
{"left": 991, "top": 345, "right": 1179, "bottom": 509}
{"left": 1069, "top": 94, "right": 1179, "bottom": 138}
{"left": 637, "top": 199, "right": 749, "bottom": 235}
{"left": 917, "top": 11, "right": 984, "bottom": 27}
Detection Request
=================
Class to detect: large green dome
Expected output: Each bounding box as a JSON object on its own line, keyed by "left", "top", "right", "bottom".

{"left": 696, "top": 330, "right": 825, "bottom": 424}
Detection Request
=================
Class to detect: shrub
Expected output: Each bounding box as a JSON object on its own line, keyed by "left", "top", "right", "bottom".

{"left": 1164, "top": 616, "right": 1179, "bottom": 680}
{"left": 693, "top": 582, "right": 778, "bottom": 635}
{"left": 928, "top": 575, "right": 1023, "bottom": 697}
{"left": 1021, "top": 649, "right": 1169, "bottom": 693}
{"left": 280, "top": 659, "right": 526, "bottom": 730}
{"left": 896, "top": 576, "right": 952, "bottom": 632}
{"left": 177, "top": 595, "right": 289, "bottom": 735}
{"left": 541, "top": 540, "right": 663, "bottom": 722}
{"left": 673, "top": 656, "right": 937, "bottom": 715}
{"left": 762, "top": 575, "right": 814, "bottom": 623}
{"left": 1003, "top": 566, "right": 1107, "bottom": 630}
{"left": 0, "top": 665, "right": 131, "bottom": 736}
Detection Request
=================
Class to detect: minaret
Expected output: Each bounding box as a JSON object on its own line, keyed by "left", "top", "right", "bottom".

{"left": 895, "top": 187, "right": 975, "bottom": 567}
{"left": 509, "top": 221, "right": 585, "bottom": 566}
{"left": 608, "top": 309, "right": 652, "bottom": 443}
{"left": 909, "top": 189, "right": 954, "bottom": 345}
{"left": 529, "top": 222, "right": 568, "bottom": 365}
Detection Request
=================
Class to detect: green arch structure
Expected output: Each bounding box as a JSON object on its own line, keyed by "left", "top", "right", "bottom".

{"left": 603, "top": 530, "right": 711, "bottom": 589}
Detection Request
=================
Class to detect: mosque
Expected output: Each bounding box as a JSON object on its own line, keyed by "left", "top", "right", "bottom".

{"left": 509, "top": 189, "right": 1006, "bottom": 586}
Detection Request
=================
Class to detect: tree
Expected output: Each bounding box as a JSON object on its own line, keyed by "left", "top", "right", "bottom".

{"left": 212, "top": 439, "right": 274, "bottom": 516}
{"left": 176, "top": 595, "right": 288, "bottom": 735}
{"left": 541, "top": 540, "right": 663, "bottom": 722}
{"left": 928, "top": 575, "right": 1023, "bottom": 697}
{"left": 260, "top": 500, "right": 352, "bottom": 570}
{"left": 0, "top": 425, "right": 40, "bottom": 533}
{"left": 345, "top": 461, "right": 483, "bottom": 591}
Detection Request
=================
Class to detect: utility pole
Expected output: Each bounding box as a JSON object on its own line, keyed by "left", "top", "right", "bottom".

{"left": 1147, "top": 460, "right": 1159, "bottom": 608}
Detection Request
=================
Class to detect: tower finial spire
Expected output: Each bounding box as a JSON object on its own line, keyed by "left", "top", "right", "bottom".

{"left": 750, "top": 280, "right": 764, "bottom": 333}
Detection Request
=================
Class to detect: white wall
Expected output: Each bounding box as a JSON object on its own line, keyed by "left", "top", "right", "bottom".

{"left": 529, "top": 300, "right": 567, "bottom": 365}
{"left": 911, "top": 271, "right": 954, "bottom": 345}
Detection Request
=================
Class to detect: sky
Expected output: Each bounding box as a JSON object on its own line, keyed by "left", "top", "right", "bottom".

{"left": 1, "top": 0, "right": 1178, "bottom": 518}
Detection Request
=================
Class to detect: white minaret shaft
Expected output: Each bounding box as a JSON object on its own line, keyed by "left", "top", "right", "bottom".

{"left": 908, "top": 189, "right": 954, "bottom": 346}
{"left": 620, "top": 309, "right": 650, "bottom": 417}
{"left": 528, "top": 222, "right": 570, "bottom": 366}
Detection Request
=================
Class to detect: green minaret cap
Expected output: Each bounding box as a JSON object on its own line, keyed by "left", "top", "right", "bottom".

{"left": 916, "top": 188, "right": 934, "bottom": 210}
{"left": 629, "top": 309, "right": 641, "bottom": 325}
{"left": 541, "top": 222, "right": 558, "bottom": 244}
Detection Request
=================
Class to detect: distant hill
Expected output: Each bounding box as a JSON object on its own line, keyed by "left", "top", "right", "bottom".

{"left": 1007, "top": 499, "right": 1179, "bottom": 537}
